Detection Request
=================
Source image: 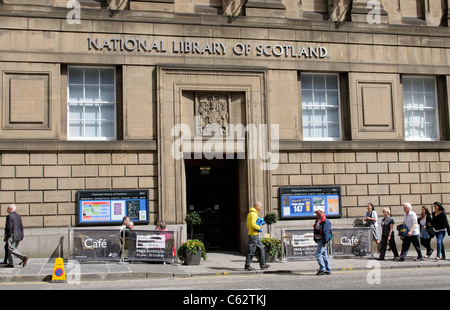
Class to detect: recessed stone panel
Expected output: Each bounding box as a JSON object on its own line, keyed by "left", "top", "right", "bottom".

{"left": 0, "top": 62, "right": 59, "bottom": 139}
{"left": 350, "top": 73, "right": 403, "bottom": 140}
{"left": 6, "top": 73, "right": 49, "bottom": 126}
{"left": 360, "top": 83, "right": 393, "bottom": 128}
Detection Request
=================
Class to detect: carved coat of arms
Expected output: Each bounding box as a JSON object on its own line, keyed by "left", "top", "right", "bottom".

{"left": 196, "top": 94, "right": 229, "bottom": 136}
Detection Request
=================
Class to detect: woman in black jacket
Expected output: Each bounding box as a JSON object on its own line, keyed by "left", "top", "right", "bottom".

{"left": 418, "top": 206, "right": 434, "bottom": 258}
{"left": 431, "top": 202, "right": 450, "bottom": 261}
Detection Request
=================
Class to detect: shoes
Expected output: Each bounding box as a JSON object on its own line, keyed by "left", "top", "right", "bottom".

{"left": 414, "top": 257, "right": 424, "bottom": 261}
{"left": 316, "top": 270, "right": 331, "bottom": 275}
{"left": 398, "top": 257, "right": 405, "bottom": 261}
{"left": 244, "top": 264, "right": 270, "bottom": 271}
{"left": 22, "top": 257, "right": 28, "bottom": 268}
{"left": 392, "top": 257, "right": 399, "bottom": 261}
{"left": 5, "top": 264, "right": 14, "bottom": 268}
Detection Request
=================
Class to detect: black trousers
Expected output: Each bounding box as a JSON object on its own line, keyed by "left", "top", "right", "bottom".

{"left": 420, "top": 238, "right": 433, "bottom": 256}
{"left": 379, "top": 234, "right": 399, "bottom": 259}
{"left": 400, "top": 235, "right": 422, "bottom": 259}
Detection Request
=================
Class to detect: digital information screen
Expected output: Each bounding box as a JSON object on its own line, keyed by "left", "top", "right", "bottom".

{"left": 76, "top": 190, "right": 149, "bottom": 226}
{"left": 279, "top": 186, "right": 342, "bottom": 220}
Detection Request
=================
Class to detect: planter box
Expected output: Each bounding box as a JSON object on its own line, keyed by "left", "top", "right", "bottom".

{"left": 184, "top": 249, "right": 202, "bottom": 265}
{"left": 265, "top": 252, "right": 277, "bottom": 263}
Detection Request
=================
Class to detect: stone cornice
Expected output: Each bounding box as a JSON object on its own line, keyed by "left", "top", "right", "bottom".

{"left": 0, "top": 3, "right": 449, "bottom": 39}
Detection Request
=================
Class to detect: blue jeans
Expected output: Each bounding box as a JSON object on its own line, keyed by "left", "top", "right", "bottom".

{"left": 435, "top": 231, "right": 446, "bottom": 259}
{"left": 315, "top": 239, "right": 331, "bottom": 272}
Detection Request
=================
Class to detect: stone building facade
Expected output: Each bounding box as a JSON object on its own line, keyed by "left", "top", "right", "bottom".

{"left": 0, "top": 0, "right": 449, "bottom": 256}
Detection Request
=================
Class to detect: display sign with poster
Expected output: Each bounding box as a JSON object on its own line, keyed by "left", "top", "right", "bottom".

{"left": 76, "top": 190, "right": 149, "bottom": 226}
{"left": 279, "top": 186, "right": 342, "bottom": 220}
{"left": 283, "top": 229, "right": 318, "bottom": 259}
{"left": 127, "top": 230, "right": 175, "bottom": 263}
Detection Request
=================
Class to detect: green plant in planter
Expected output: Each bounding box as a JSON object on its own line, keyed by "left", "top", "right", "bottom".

{"left": 264, "top": 212, "right": 279, "bottom": 236}
{"left": 185, "top": 211, "right": 202, "bottom": 239}
{"left": 255, "top": 237, "right": 282, "bottom": 260}
{"left": 178, "top": 239, "right": 207, "bottom": 262}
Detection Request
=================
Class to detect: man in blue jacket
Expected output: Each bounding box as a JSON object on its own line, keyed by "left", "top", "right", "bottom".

{"left": 313, "top": 205, "right": 332, "bottom": 275}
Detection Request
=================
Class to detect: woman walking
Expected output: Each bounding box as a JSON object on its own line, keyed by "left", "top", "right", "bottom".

{"left": 418, "top": 206, "right": 434, "bottom": 258}
{"left": 364, "top": 203, "right": 380, "bottom": 248}
{"left": 431, "top": 202, "right": 450, "bottom": 261}
{"left": 378, "top": 208, "right": 399, "bottom": 260}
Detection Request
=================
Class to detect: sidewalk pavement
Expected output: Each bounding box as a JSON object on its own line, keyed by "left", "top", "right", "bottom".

{"left": 0, "top": 250, "right": 449, "bottom": 283}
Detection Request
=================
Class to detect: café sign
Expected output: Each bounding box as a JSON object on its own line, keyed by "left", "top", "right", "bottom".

{"left": 87, "top": 37, "right": 328, "bottom": 59}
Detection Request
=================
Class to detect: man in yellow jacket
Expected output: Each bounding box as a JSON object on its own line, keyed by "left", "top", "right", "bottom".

{"left": 244, "top": 202, "right": 270, "bottom": 271}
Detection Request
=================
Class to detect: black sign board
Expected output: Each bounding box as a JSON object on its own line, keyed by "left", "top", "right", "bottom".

{"left": 127, "top": 230, "right": 175, "bottom": 263}
{"left": 76, "top": 190, "right": 149, "bottom": 226}
{"left": 284, "top": 227, "right": 373, "bottom": 260}
{"left": 72, "top": 229, "right": 122, "bottom": 261}
{"left": 330, "top": 227, "right": 372, "bottom": 257}
{"left": 279, "top": 186, "right": 342, "bottom": 220}
{"left": 283, "top": 229, "right": 318, "bottom": 259}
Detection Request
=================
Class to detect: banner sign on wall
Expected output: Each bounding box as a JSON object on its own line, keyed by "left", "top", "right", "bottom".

{"left": 76, "top": 190, "right": 149, "bottom": 226}
{"left": 279, "top": 186, "right": 342, "bottom": 220}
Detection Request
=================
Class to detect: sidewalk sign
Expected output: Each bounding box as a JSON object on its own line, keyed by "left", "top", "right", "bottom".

{"left": 282, "top": 229, "right": 319, "bottom": 260}
{"left": 283, "top": 227, "right": 372, "bottom": 260}
{"left": 50, "top": 257, "right": 66, "bottom": 283}
{"left": 330, "top": 227, "right": 372, "bottom": 257}
{"left": 69, "top": 227, "right": 177, "bottom": 264}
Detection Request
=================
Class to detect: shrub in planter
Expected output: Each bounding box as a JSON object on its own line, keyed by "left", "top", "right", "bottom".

{"left": 185, "top": 212, "right": 202, "bottom": 239}
{"left": 264, "top": 212, "right": 278, "bottom": 236}
{"left": 255, "top": 237, "right": 282, "bottom": 262}
{"left": 178, "top": 239, "right": 207, "bottom": 264}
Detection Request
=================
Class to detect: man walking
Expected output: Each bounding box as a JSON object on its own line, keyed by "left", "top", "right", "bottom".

{"left": 3, "top": 204, "right": 28, "bottom": 268}
{"left": 399, "top": 202, "right": 423, "bottom": 261}
{"left": 244, "top": 202, "right": 270, "bottom": 271}
{"left": 313, "top": 205, "right": 332, "bottom": 275}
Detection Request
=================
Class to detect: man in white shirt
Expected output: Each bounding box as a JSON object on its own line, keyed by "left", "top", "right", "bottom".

{"left": 399, "top": 202, "right": 424, "bottom": 261}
